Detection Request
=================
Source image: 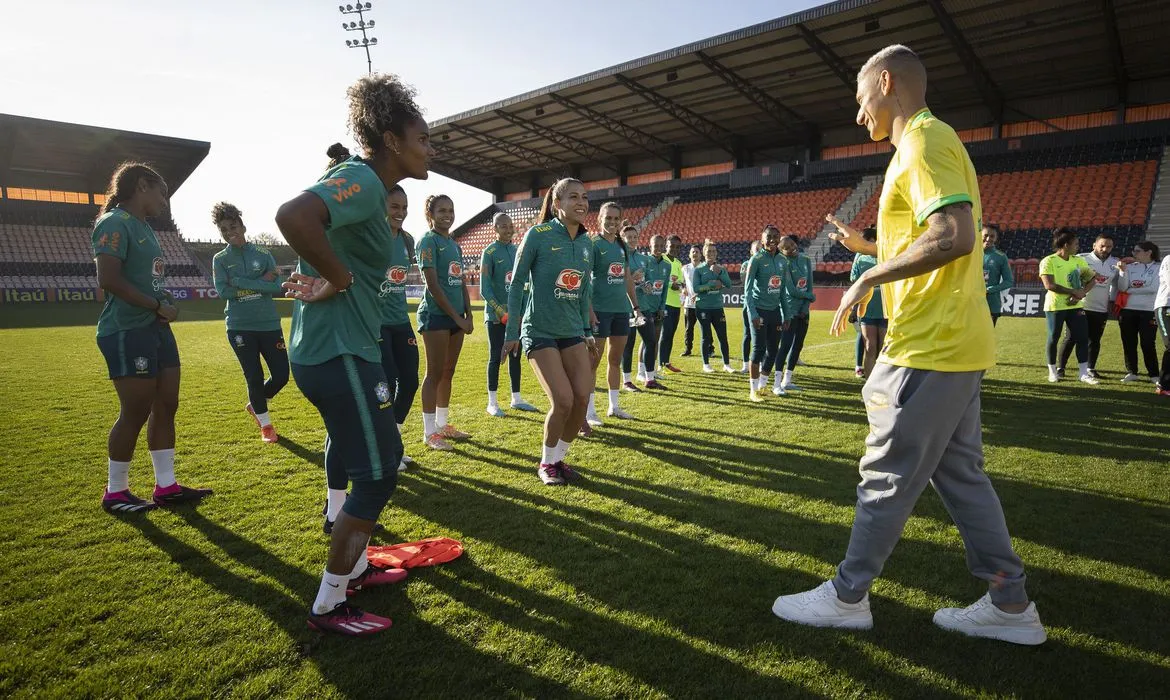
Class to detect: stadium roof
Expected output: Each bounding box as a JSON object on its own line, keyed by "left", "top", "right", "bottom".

{"left": 0, "top": 114, "right": 210, "bottom": 196}
{"left": 429, "top": 0, "right": 1170, "bottom": 193}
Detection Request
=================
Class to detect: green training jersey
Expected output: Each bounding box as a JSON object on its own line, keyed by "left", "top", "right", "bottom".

{"left": 850, "top": 254, "right": 885, "bottom": 320}
{"left": 288, "top": 157, "right": 391, "bottom": 366}
{"left": 590, "top": 235, "right": 631, "bottom": 313}
{"left": 480, "top": 239, "right": 518, "bottom": 323}
{"left": 982, "top": 248, "right": 1014, "bottom": 314}
{"left": 416, "top": 230, "right": 466, "bottom": 320}
{"left": 213, "top": 243, "right": 282, "bottom": 332}
{"left": 691, "top": 262, "right": 732, "bottom": 310}
{"left": 505, "top": 218, "right": 593, "bottom": 342}
{"left": 743, "top": 250, "right": 789, "bottom": 321}
{"left": 784, "top": 253, "right": 816, "bottom": 317}
{"left": 640, "top": 254, "right": 672, "bottom": 315}
{"left": 92, "top": 207, "right": 167, "bottom": 337}
{"left": 378, "top": 232, "right": 414, "bottom": 327}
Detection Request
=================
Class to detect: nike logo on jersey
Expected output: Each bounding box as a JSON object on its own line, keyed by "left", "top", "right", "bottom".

{"left": 551, "top": 247, "right": 562, "bottom": 251}
{"left": 137, "top": 238, "right": 146, "bottom": 244}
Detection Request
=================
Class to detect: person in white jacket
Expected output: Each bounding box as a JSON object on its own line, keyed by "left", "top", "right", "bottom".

{"left": 1116, "top": 241, "right": 1161, "bottom": 383}
{"left": 1154, "top": 253, "right": 1170, "bottom": 396}
{"left": 1058, "top": 233, "right": 1117, "bottom": 378}
{"left": 679, "top": 246, "right": 702, "bottom": 358}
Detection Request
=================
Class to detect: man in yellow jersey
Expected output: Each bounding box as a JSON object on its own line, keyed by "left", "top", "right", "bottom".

{"left": 771, "top": 45, "right": 1046, "bottom": 645}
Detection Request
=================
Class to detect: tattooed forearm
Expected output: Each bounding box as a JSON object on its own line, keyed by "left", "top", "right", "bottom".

{"left": 860, "top": 202, "right": 975, "bottom": 287}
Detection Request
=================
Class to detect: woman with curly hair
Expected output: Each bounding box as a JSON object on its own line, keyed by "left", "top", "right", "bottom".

{"left": 277, "top": 73, "right": 434, "bottom": 636}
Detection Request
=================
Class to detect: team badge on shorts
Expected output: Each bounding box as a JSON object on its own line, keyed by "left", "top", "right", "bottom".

{"left": 234, "top": 334, "right": 244, "bottom": 346}
{"left": 375, "top": 382, "right": 391, "bottom": 404}
{"left": 134, "top": 357, "right": 149, "bottom": 372}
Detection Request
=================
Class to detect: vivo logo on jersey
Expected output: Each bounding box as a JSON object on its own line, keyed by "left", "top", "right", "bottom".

{"left": 324, "top": 178, "right": 362, "bottom": 203}
{"left": 386, "top": 266, "right": 407, "bottom": 284}
{"left": 555, "top": 269, "right": 582, "bottom": 299}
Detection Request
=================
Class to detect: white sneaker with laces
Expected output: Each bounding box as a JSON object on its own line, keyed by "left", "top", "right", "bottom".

{"left": 782, "top": 381, "right": 801, "bottom": 392}
{"left": 586, "top": 414, "right": 604, "bottom": 427}
{"left": 702, "top": 365, "right": 715, "bottom": 373}
{"left": 1047, "top": 369, "right": 1059, "bottom": 383}
{"left": 607, "top": 407, "right": 633, "bottom": 419}
{"left": 772, "top": 385, "right": 787, "bottom": 396}
{"left": 1120, "top": 373, "right": 1141, "bottom": 383}
{"left": 932, "top": 594, "right": 1046, "bottom": 645}
{"left": 771, "top": 581, "right": 872, "bottom": 630}
{"left": 723, "top": 365, "right": 737, "bottom": 373}
{"left": 1079, "top": 373, "right": 1100, "bottom": 385}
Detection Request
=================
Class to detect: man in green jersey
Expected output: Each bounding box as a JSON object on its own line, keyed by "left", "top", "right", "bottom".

{"left": 212, "top": 202, "right": 288, "bottom": 444}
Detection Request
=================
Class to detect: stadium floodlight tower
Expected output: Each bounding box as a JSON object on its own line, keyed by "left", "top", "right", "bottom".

{"left": 339, "top": 3, "right": 378, "bottom": 75}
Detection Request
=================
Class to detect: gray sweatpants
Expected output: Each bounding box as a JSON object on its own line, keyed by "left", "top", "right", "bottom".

{"left": 832, "top": 363, "right": 1028, "bottom": 606}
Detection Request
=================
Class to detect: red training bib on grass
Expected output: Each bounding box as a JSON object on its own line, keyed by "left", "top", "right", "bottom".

{"left": 367, "top": 537, "right": 464, "bottom": 569}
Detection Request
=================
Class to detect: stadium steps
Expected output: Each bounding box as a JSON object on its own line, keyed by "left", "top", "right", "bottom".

{"left": 1144, "top": 147, "right": 1170, "bottom": 250}
{"left": 635, "top": 196, "right": 677, "bottom": 233}
{"left": 807, "top": 175, "right": 880, "bottom": 262}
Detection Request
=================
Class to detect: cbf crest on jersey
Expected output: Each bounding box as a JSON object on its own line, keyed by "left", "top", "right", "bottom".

{"left": 375, "top": 382, "right": 391, "bottom": 405}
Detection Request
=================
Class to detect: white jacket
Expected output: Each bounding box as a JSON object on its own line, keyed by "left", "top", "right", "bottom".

{"left": 1118, "top": 261, "right": 1160, "bottom": 312}
{"left": 1156, "top": 256, "right": 1170, "bottom": 310}
{"left": 681, "top": 262, "right": 698, "bottom": 309}
{"left": 1078, "top": 252, "right": 1118, "bottom": 313}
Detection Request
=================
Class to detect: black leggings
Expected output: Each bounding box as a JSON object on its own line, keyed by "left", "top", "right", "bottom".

{"left": 1119, "top": 309, "right": 1159, "bottom": 376}
{"left": 380, "top": 323, "right": 420, "bottom": 423}
{"left": 741, "top": 307, "right": 751, "bottom": 363}
{"left": 697, "top": 308, "right": 730, "bottom": 364}
{"left": 684, "top": 307, "right": 698, "bottom": 354}
{"left": 227, "top": 330, "right": 289, "bottom": 415}
{"left": 1156, "top": 307, "right": 1170, "bottom": 390}
{"left": 658, "top": 305, "right": 681, "bottom": 365}
{"left": 1058, "top": 310, "right": 1108, "bottom": 370}
{"left": 750, "top": 308, "right": 783, "bottom": 372}
{"left": 623, "top": 317, "right": 660, "bottom": 373}
{"left": 778, "top": 315, "right": 810, "bottom": 371}
{"left": 1047, "top": 309, "right": 1088, "bottom": 365}
{"left": 486, "top": 321, "right": 522, "bottom": 392}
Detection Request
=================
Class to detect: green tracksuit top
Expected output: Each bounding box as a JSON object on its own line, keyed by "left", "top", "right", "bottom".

{"left": 505, "top": 218, "right": 594, "bottom": 342}
{"left": 983, "top": 248, "right": 1014, "bottom": 314}
{"left": 691, "top": 262, "right": 732, "bottom": 310}
{"left": 850, "top": 254, "right": 885, "bottom": 320}
{"left": 590, "top": 234, "right": 631, "bottom": 313}
{"left": 638, "top": 253, "right": 672, "bottom": 315}
{"left": 92, "top": 208, "right": 167, "bottom": 336}
{"left": 480, "top": 239, "right": 518, "bottom": 323}
{"left": 743, "top": 250, "right": 790, "bottom": 322}
{"left": 784, "top": 253, "right": 816, "bottom": 317}
{"left": 212, "top": 243, "right": 283, "bottom": 332}
{"left": 378, "top": 231, "right": 414, "bottom": 327}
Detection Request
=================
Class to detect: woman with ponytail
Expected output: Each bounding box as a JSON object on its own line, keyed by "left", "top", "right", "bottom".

{"left": 276, "top": 73, "right": 435, "bottom": 636}
{"left": 415, "top": 193, "right": 473, "bottom": 450}
{"left": 502, "top": 178, "right": 598, "bottom": 485}
{"left": 93, "top": 162, "right": 213, "bottom": 516}
{"left": 583, "top": 201, "right": 642, "bottom": 430}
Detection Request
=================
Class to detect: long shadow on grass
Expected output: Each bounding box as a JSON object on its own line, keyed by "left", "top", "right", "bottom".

{"left": 404, "top": 462, "right": 1170, "bottom": 696}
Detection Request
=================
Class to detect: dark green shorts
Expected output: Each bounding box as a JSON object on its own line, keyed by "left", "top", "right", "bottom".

{"left": 292, "top": 355, "right": 402, "bottom": 482}
{"left": 417, "top": 311, "right": 461, "bottom": 333}
{"left": 523, "top": 336, "right": 584, "bottom": 358}
{"left": 97, "top": 321, "right": 180, "bottom": 379}
{"left": 594, "top": 311, "right": 630, "bottom": 338}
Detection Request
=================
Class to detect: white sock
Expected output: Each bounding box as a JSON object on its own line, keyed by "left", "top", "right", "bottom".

{"left": 637, "top": 362, "right": 646, "bottom": 376}
{"left": 487, "top": 391, "right": 499, "bottom": 409}
{"left": 312, "top": 569, "right": 350, "bottom": 615}
{"left": 348, "top": 543, "right": 370, "bottom": 578}
{"left": 1078, "top": 362, "right": 1090, "bottom": 376}
{"left": 623, "top": 372, "right": 632, "bottom": 383}
{"left": 587, "top": 392, "right": 597, "bottom": 416}
{"left": 775, "top": 373, "right": 784, "bottom": 388}
{"left": 423, "top": 412, "right": 436, "bottom": 437}
{"left": 436, "top": 407, "right": 449, "bottom": 427}
{"left": 1047, "top": 364, "right": 1057, "bottom": 373}
{"left": 783, "top": 370, "right": 793, "bottom": 384}
{"left": 150, "top": 449, "right": 176, "bottom": 488}
{"left": 326, "top": 488, "right": 347, "bottom": 521}
{"left": 541, "top": 443, "right": 556, "bottom": 465}
{"left": 107, "top": 459, "right": 130, "bottom": 493}
{"left": 511, "top": 392, "right": 522, "bottom": 405}
{"left": 741, "top": 362, "right": 748, "bottom": 370}
{"left": 254, "top": 411, "right": 272, "bottom": 428}
{"left": 608, "top": 389, "right": 620, "bottom": 410}
{"left": 555, "top": 439, "right": 571, "bottom": 463}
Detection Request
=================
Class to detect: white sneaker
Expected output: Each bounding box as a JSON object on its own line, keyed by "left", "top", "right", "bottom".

{"left": 397, "top": 459, "right": 408, "bottom": 473}
{"left": 1079, "top": 373, "right": 1100, "bottom": 386}
{"left": 652, "top": 370, "right": 665, "bottom": 381}
{"left": 771, "top": 581, "right": 873, "bottom": 630}
{"left": 796, "top": 359, "right": 807, "bottom": 367}
{"left": 782, "top": 381, "right": 801, "bottom": 392}
{"left": 932, "top": 594, "right": 1046, "bottom": 645}
{"left": 723, "top": 365, "right": 737, "bottom": 373}
{"left": 586, "top": 414, "right": 604, "bottom": 427}
{"left": 636, "top": 373, "right": 649, "bottom": 384}
{"left": 1047, "top": 369, "right": 1059, "bottom": 382}
{"left": 486, "top": 405, "right": 505, "bottom": 417}
{"left": 607, "top": 407, "right": 633, "bottom": 419}
{"left": 772, "top": 385, "right": 786, "bottom": 396}
{"left": 702, "top": 365, "right": 715, "bottom": 373}
{"left": 1120, "top": 373, "right": 1142, "bottom": 383}
{"left": 401, "top": 454, "right": 414, "bottom": 466}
